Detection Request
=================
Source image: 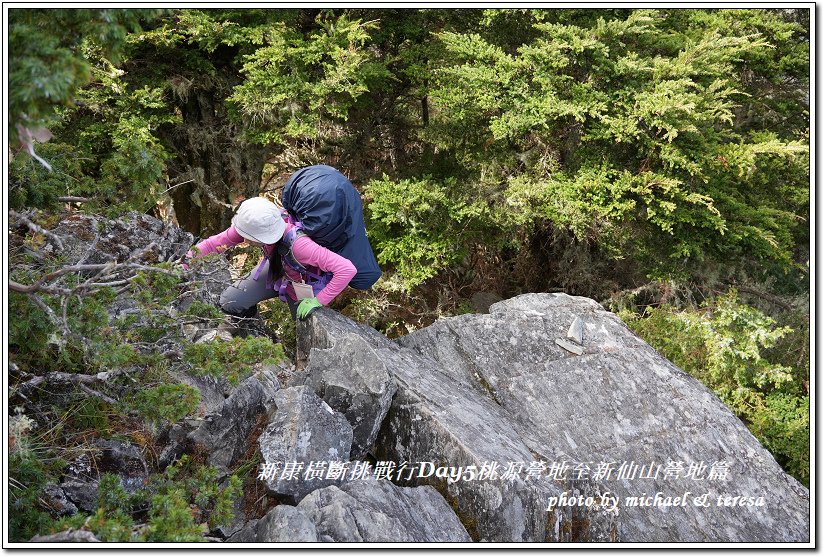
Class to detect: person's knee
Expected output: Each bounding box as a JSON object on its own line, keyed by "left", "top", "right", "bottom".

{"left": 221, "top": 302, "right": 258, "bottom": 319}
{"left": 220, "top": 287, "right": 258, "bottom": 318}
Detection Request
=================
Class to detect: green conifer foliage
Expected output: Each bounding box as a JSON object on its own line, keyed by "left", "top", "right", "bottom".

{"left": 621, "top": 290, "right": 809, "bottom": 485}
{"left": 8, "top": 8, "right": 162, "bottom": 144}
{"left": 420, "top": 8, "right": 808, "bottom": 278}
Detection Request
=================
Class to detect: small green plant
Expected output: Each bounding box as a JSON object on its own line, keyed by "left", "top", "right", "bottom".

{"left": 10, "top": 265, "right": 147, "bottom": 374}
{"left": 259, "top": 298, "right": 296, "bottom": 356}
{"left": 131, "top": 384, "right": 201, "bottom": 426}
{"left": 183, "top": 336, "right": 286, "bottom": 385}
{"left": 8, "top": 291, "right": 55, "bottom": 372}
{"left": 143, "top": 488, "right": 206, "bottom": 542}
{"left": 132, "top": 266, "right": 182, "bottom": 307}
{"left": 69, "top": 398, "right": 113, "bottom": 434}
{"left": 8, "top": 412, "right": 56, "bottom": 542}
{"left": 184, "top": 300, "right": 225, "bottom": 321}
{"left": 455, "top": 299, "right": 476, "bottom": 315}
{"left": 9, "top": 452, "right": 56, "bottom": 541}
{"left": 57, "top": 507, "right": 136, "bottom": 542}
{"left": 9, "top": 143, "right": 97, "bottom": 210}
{"left": 53, "top": 473, "right": 141, "bottom": 542}
{"left": 91, "top": 342, "right": 141, "bottom": 371}
{"left": 143, "top": 455, "right": 242, "bottom": 541}
{"left": 51, "top": 456, "right": 242, "bottom": 542}
{"left": 749, "top": 392, "right": 810, "bottom": 483}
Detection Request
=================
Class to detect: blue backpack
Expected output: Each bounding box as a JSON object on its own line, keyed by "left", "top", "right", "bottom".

{"left": 280, "top": 165, "right": 382, "bottom": 291}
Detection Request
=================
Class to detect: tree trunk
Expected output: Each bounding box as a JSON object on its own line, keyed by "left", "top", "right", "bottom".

{"left": 159, "top": 50, "right": 269, "bottom": 239}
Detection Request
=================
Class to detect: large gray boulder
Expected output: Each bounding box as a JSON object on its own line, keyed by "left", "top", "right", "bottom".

{"left": 396, "top": 293, "right": 810, "bottom": 543}
{"left": 300, "top": 330, "right": 397, "bottom": 459}
{"left": 227, "top": 505, "right": 319, "bottom": 543}
{"left": 188, "top": 367, "right": 281, "bottom": 475}
{"left": 258, "top": 386, "right": 354, "bottom": 503}
{"left": 297, "top": 310, "right": 618, "bottom": 542}
{"left": 297, "top": 478, "right": 472, "bottom": 543}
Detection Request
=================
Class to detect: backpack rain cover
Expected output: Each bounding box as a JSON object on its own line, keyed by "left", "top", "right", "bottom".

{"left": 281, "top": 165, "right": 382, "bottom": 290}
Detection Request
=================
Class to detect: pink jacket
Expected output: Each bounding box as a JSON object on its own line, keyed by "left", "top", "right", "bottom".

{"left": 188, "top": 223, "right": 356, "bottom": 305}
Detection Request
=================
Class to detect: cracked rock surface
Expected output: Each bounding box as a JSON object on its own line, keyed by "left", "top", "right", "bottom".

{"left": 395, "top": 293, "right": 810, "bottom": 542}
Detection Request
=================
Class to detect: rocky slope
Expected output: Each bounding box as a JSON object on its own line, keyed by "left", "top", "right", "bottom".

{"left": 18, "top": 213, "right": 809, "bottom": 544}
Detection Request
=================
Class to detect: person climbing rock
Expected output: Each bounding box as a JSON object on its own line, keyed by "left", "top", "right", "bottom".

{"left": 185, "top": 195, "right": 356, "bottom": 321}
{"left": 184, "top": 166, "right": 382, "bottom": 323}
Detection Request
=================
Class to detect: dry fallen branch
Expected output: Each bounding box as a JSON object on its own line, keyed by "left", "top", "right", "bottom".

{"left": 10, "top": 209, "right": 64, "bottom": 250}
{"left": 9, "top": 261, "right": 181, "bottom": 296}
{"left": 21, "top": 370, "right": 123, "bottom": 390}
{"left": 731, "top": 284, "right": 796, "bottom": 311}
{"left": 79, "top": 384, "right": 119, "bottom": 406}
{"left": 25, "top": 292, "right": 67, "bottom": 324}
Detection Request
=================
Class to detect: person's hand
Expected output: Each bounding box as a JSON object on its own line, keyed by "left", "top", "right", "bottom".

{"left": 296, "top": 297, "right": 323, "bottom": 320}
{"left": 179, "top": 250, "right": 195, "bottom": 271}
{"left": 175, "top": 262, "right": 189, "bottom": 283}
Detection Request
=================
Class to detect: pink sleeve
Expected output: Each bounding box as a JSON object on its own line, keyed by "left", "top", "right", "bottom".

{"left": 291, "top": 236, "right": 357, "bottom": 305}
{"left": 187, "top": 226, "right": 245, "bottom": 259}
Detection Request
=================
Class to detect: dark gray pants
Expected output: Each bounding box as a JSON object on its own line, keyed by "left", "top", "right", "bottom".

{"left": 219, "top": 258, "right": 300, "bottom": 319}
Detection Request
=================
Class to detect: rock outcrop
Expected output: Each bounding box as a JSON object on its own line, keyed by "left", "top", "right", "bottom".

{"left": 258, "top": 386, "right": 354, "bottom": 502}
{"left": 297, "top": 310, "right": 619, "bottom": 542}
{"left": 296, "top": 296, "right": 810, "bottom": 543}
{"left": 227, "top": 505, "right": 319, "bottom": 543}
{"left": 188, "top": 367, "right": 281, "bottom": 475}
{"left": 20, "top": 211, "right": 478, "bottom": 545}
{"left": 301, "top": 333, "right": 397, "bottom": 459}
{"left": 297, "top": 478, "right": 472, "bottom": 543}
{"left": 58, "top": 439, "right": 150, "bottom": 514}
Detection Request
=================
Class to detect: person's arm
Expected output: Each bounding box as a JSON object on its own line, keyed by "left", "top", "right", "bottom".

{"left": 291, "top": 235, "right": 357, "bottom": 306}
{"left": 186, "top": 226, "right": 246, "bottom": 261}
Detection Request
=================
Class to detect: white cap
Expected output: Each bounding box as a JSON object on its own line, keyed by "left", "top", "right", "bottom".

{"left": 231, "top": 197, "right": 286, "bottom": 244}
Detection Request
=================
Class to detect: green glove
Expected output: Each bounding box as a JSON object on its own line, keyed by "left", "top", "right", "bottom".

{"left": 296, "top": 297, "right": 323, "bottom": 320}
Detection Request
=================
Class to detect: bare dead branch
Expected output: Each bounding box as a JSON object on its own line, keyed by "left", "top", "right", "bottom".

{"left": 79, "top": 384, "right": 119, "bottom": 406}
{"left": 9, "top": 260, "right": 181, "bottom": 297}
{"left": 57, "top": 196, "right": 89, "bottom": 203}
{"left": 732, "top": 284, "right": 795, "bottom": 311}
{"left": 87, "top": 280, "right": 133, "bottom": 288}
{"left": 26, "top": 292, "right": 62, "bottom": 325}
{"left": 20, "top": 370, "right": 123, "bottom": 391}
{"left": 47, "top": 372, "right": 100, "bottom": 384}
{"left": 60, "top": 295, "right": 73, "bottom": 337}
{"left": 22, "top": 246, "right": 47, "bottom": 263}
{"left": 122, "top": 262, "right": 180, "bottom": 276}
{"left": 9, "top": 280, "right": 65, "bottom": 295}
{"left": 157, "top": 179, "right": 194, "bottom": 197}
{"left": 10, "top": 209, "right": 64, "bottom": 250}
{"left": 19, "top": 375, "right": 46, "bottom": 390}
